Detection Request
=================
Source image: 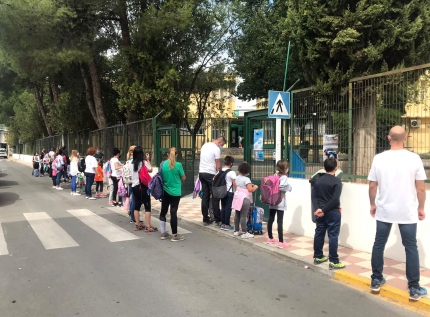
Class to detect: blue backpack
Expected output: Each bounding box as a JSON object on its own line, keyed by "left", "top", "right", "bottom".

{"left": 148, "top": 161, "right": 165, "bottom": 200}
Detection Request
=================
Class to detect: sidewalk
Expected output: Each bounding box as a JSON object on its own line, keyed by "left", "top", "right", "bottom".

{"left": 150, "top": 194, "right": 430, "bottom": 312}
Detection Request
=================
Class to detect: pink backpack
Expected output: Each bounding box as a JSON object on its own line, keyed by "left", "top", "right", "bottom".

{"left": 260, "top": 175, "right": 283, "bottom": 206}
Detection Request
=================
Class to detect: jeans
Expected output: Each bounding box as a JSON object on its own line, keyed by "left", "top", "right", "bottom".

{"left": 221, "top": 192, "right": 234, "bottom": 225}
{"left": 52, "top": 175, "right": 56, "bottom": 186}
{"left": 128, "top": 185, "right": 135, "bottom": 221}
{"left": 268, "top": 209, "right": 284, "bottom": 242}
{"left": 71, "top": 175, "right": 77, "bottom": 192}
{"left": 56, "top": 169, "right": 64, "bottom": 186}
{"left": 199, "top": 172, "right": 215, "bottom": 223}
{"left": 160, "top": 191, "right": 181, "bottom": 235}
{"left": 371, "top": 221, "right": 420, "bottom": 288}
{"left": 313, "top": 210, "right": 341, "bottom": 263}
{"left": 85, "top": 172, "right": 95, "bottom": 197}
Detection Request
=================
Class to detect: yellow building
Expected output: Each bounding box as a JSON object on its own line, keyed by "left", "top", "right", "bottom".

{"left": 403, "top": 76, "right": 430, "bottom": 154}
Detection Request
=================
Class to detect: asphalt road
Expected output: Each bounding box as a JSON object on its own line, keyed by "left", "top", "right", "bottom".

{"left": 0, "top": 159, "right": 423, "bottom": 317}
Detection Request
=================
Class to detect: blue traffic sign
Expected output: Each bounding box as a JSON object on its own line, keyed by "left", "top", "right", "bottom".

{"left": 268, "top": 91, "right": 290, "bottom": 119}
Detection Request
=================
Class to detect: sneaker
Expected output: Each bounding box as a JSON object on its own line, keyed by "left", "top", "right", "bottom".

{"left": 160, "top": 232, "right": 171, "bottom": 240}
{"left": 266, "top": 238, "right": 279, "bottom": 245}
{"left": 88, "top": 197, "right": 97, "bottom": 200}
{"left": 370, "top": 277, "right": 386, "bottom": 293}
{"left": 171, "top": 234, "right": 185, "bottom": 242}
{"left": 409, "top": 286, "right": 427, "bottom": 301}
{"left": 95, "top": 193, "right": 100, "bottom": 198}
{"left": 277, "top": 242, "right": 291, "bottom": 249}
{"left": 314, "top": 257, "right": 328, "bottom": 265}
{"left": 108, "top": 201, "right": 114, "bottom": 206}
{"left": 130, "top": 220, "right": 135, "bottom": 224}
{"left": 220, "top": 224, "right": 225, "bottom": 230}
{"left": 203, "top": 221, "right": 212, "bottom": 226}
{"left": 223, "top": 225, "right": 234, "bottom": 231}
{"left": 72, "top": 193, "right": 81, "bottom": 196}
{"left": 329, "top": 262, "right": 346, "bottom": 270}
{"left": 241, "top": 232, "right": 254, "bottom": 239}
{"left": 56, "top": 187, "right": 63, "bottom": 190}
{"left": 233, "top": 231, "right": 243, "bottom": 236}
{"left": 99, "top": 194, "right": 107, "bottom": 198}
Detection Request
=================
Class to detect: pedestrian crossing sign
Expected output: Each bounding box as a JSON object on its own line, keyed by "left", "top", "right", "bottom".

{"left": 268, "top": 91, "right": 290, "bottom": 119}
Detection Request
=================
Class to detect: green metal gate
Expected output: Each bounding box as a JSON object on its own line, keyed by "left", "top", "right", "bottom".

{"left": 244, "top": 109, "right": 290, "bottom": 220}
{"left": 155, "top": 124, "right": 195, "bottom": 197}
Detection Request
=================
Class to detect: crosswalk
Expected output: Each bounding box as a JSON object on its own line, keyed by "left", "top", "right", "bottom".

{"left": 0, "top": 209, "right": 191, "bottom": 256}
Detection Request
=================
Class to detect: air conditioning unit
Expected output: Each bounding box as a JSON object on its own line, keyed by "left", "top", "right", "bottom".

{"left": 411, "top": 119, "right": 421, "bottom": 128}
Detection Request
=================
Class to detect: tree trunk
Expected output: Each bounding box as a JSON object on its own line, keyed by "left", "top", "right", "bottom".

{"left": 353, "top": 92, "right": 377, "bottom": 182}
{"left": 33, "top": 85, "right": 52, "bottom": 136}
{"left": 50, "top": 76, "right": 60, "bottom": 107}
{"left": 80, "top": 63, "right": 100, "bottom": 128}
{"left": 88, "top": 60, "right": 107, "bottom": 129}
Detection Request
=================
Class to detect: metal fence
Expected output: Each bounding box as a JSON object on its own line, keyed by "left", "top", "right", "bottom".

{"left": 290, "top": 63, "right": 430, "bottom": 183}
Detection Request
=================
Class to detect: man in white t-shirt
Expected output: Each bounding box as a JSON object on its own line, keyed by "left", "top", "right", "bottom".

{"left": 198, "top": 136, "right": 226, "bottom": 225}
{"left": 368, "top": 126, "right": 427, "bottom": 301}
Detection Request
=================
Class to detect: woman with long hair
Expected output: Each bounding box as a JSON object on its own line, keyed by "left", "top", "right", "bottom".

{"left": 84, "top": 147, "right": 98, "bottom": 200}
{"left": 159, "top": 147, "right": 186, "bottom": 241}
{"left": 69, "top": 150, "right": 81, "bottom": 196}
{"left": 126, "top": 145, "right": 137, "bottom": 222}
{"left": 131, "top": 146, "right": 157, "bottom": 232}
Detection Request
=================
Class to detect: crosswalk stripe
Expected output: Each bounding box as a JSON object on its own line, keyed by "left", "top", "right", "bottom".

{"left": 24, "top": 212, "right": 79, "bottom": 250}
{"left": 0, "top": 223, "right": 9, "bottom": 255}
{"left": 106, "top": 207, "right": 192, "bottom": 235}
{"left": 67, "top": 209, "right": 139, "bottom": 242}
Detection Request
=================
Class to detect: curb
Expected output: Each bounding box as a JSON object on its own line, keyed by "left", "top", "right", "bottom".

{"left": 152, "top": 206, "right": 430, "bottom": 314}
{"left": 151, "top": 207, "right": 334, "bottom": 278}
{"left": 334, "top": 271, "right": 430, "bottom": 313}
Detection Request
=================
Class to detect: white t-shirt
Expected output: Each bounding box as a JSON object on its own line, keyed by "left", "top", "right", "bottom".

{"left": 368, "top": 149, "right": 427, "bottom": 224}
{"left": 110, "top": 157, "right": 122, "bottom": 177}
{"left": 85, "top": 155, "right": 98, "bottom": 174}
{"left": 69, "top": 157, "right": 79, "bottom": 176}
{"left": 222, "top": 167, "right": 236, "bottom": 193}
{"left": 131, "top": 161, "right": 151, "bottom": 187}
{"left": 199, "top": 142, "right": 221, "bottom": 175}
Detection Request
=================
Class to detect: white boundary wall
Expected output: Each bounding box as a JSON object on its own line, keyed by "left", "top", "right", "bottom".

{"left": 285, "top": 178, "right": 430, "bottom": 269}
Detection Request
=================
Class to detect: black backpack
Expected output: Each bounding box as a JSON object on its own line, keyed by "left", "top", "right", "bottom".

{"left": 212, "top": 169, "right": 231, "bottom": 199}
{"left": 78, "top": 158, "right": 86, "bottom": 173}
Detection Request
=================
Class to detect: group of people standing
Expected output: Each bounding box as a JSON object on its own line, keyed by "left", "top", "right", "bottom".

{"left": 198, "top": 129, "right": 427, "bottom": 302}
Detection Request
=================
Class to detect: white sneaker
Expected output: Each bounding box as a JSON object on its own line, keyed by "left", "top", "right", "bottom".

{"left": 241, "top": 232, "right": 254, "bottom": 239}
{"left": 56, "top": 187, "right": 63, "bottom": 190}
{"left": 72, "top": 193, "right": 81, "bottom": 196}
{"left": 88, "top": 197, "right": 96, "bottom": 200}
{"left": 233, "top": 231, "right": 243, "bottom": 236}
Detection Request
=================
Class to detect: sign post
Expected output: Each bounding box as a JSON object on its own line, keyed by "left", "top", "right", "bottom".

{"left": 268, "top": 90, "right": 291, "bottom": 162}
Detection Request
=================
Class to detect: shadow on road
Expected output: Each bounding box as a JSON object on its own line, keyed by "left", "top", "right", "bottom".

{"left": 0, "top": 180, "right": 18, "bottom": 188}
{"left": 0, "top": 192, "right": 19, "bottom": 207}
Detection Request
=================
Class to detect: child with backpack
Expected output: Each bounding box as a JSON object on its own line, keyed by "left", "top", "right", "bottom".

{"left": 131, "top": 146, "right": 157, "bottom": 232}
{"left": 219, "top": 156, "right": 236, "bottom": 230}
{"left": 266, "top": 160, "right": 292, "bottom": 249}
{"left": 231, "top": 162, "right": 258, "bottom": 239}
{"left": 95, "top": 161, "right": 106, "bottom": 198}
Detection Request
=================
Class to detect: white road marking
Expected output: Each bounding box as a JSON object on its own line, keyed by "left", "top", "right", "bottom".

{"left": 67, "top": 209, "right": 139, "bottom": 242}
{"left": 0, "top": 223, "right": 9, "bottom": 255}
{"left": 24, "top": 212, "right": 79, "bottom": 250}
{"left": 106, "top": 207, "right": 191, "bottom": 235}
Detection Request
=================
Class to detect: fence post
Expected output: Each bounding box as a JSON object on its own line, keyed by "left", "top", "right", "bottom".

{"left": 348, "top": 82, "right": 353, "bottom": 177}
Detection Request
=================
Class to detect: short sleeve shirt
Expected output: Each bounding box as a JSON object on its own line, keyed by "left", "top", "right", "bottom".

{"left": 199, "top": 142, "right": 221, "bottom": 175}
{"left": 85, "top": 155, "right": 98, "bottom": 174}
{"left": 368, "top": 149, "right": 427, "bottom": 224}
{"left": 222, "top": 167, "right": 236, "bottom": 193}
{"left": 161, "top": 161, "right": 185, "bottom": 197}
{"left": 110, "top": 157, "right": 121, "bottom": 177}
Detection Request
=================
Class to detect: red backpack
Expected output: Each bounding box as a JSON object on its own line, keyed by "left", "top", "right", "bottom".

{"left": 139, "top": 161, "right": 152, "bottom": 187}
